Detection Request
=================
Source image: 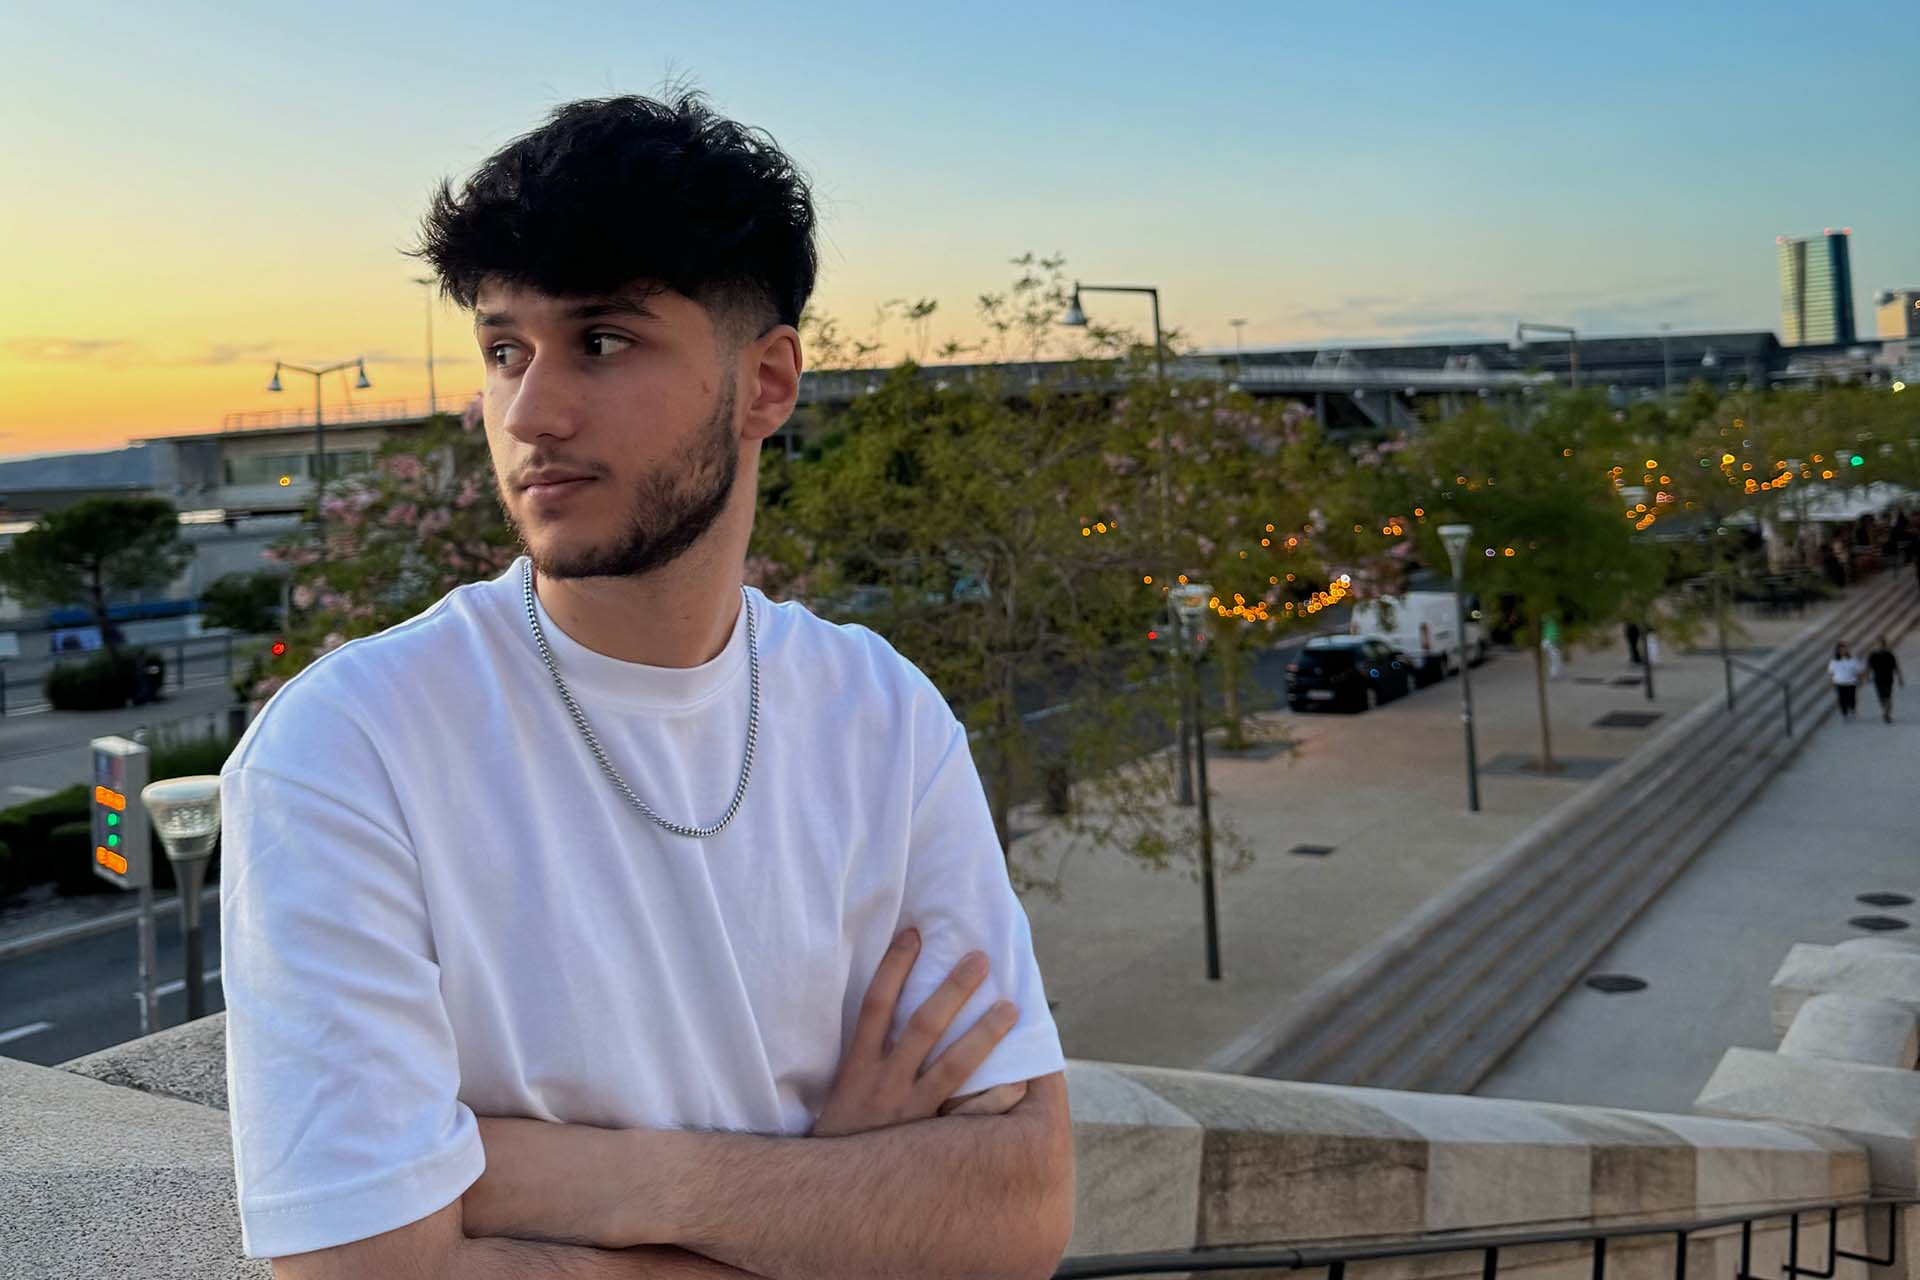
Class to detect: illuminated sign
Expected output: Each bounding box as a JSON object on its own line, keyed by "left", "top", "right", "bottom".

{"left": 94, "top": 785, "right": 126, "bottom": 811}
{"left": 95, "top": 847, "right": 128, "bottom": 876}
{"left": 90, "top": 736, "right": 151, "bottom": 890}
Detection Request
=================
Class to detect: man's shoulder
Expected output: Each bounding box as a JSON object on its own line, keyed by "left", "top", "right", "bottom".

{"left": 226, "top": 574, "right": 508, "bottom": 781}
{"left": 762, "top": 593, "right": 948, "bottom": 709}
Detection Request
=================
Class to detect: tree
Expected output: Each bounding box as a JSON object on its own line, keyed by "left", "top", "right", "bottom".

{"left": 0, "top": 497, "right": 193, "bottom": 661}
{"left": 1403, "top": 394, "right": 1662, "bottom": 772}
{"left": 199, "top": 569, "right": 286, "bottom": 634}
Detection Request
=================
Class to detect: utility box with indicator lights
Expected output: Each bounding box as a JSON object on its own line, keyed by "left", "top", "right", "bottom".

{"left": 90, "top": 735, "right": 152, "bottom": 890}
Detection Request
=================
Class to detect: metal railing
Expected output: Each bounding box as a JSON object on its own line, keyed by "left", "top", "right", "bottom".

{"left": 0, "top": 633, "right": 258, "bottom": 715}
{"left": 218, "top": 392, "right": 479, "bottom": 433}
{"left": 1055, "top": 1196, "right": 1907, "bottom": 1278}
{"left": 1727, "top": 654, "right": 1795, "bottom": 737}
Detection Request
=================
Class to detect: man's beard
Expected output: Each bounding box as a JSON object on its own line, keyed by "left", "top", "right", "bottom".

{"left": 506, "top": 380, "right": 740, "bottom": 581}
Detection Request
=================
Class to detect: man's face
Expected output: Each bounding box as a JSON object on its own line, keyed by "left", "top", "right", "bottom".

{"left": 474, "top": 280, "right": 742, "bottom": 581}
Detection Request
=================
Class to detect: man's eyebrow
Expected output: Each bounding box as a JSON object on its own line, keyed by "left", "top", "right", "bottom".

{"left": 474, "top": 295, "right": 661, "bottom": 329}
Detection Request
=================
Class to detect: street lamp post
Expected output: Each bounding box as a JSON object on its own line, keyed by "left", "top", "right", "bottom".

{"left": 141, "top": 776, "right": 222, "bottom": 1022}
{"left": 1660, "top": 323, "right": 1673, "bottom": 399}
{"left": 414, "top": 276, "right": 439, "bottom": 416}
{"left": 1062, "top": 283, "right": 1196, "bottom": 805}
{"left": 1230, "top": 318, "right": 1247, "bottom": 375}
{"left": 267, "top": 357, "right": 371, "bottom": 523}
{"left": 1439, "top": 524, "right": 1481, "bottom": 813}
{"left": 1171, "top": 583, "right": 1222, "bottom": 981}
{"left": 1512, "top": 321, "right": 1579, "bottom": 389}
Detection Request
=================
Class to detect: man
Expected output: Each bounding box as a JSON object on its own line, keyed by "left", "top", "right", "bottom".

{"left": 220, "top": 93, "right": 1074, "bottom": 1279}
{"left": 1867, "top": 635, "right": 1904, "bottom": 724}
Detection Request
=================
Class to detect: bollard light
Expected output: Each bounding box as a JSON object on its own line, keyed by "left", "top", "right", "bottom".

{"left": 142, "top": 775, "right": 222, "bottom": 1022}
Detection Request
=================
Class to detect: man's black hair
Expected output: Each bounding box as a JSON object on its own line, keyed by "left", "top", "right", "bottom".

{"left": 411, "top": 92, "right": 816, "bottom": 345}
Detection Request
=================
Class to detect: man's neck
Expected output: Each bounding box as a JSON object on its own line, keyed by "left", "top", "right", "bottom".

{"left": 532, "top": 551, "right": 745, "bottom": 669}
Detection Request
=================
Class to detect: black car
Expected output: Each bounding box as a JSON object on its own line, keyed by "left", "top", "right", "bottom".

{"left": 1286, "top": 637, "right": 1415, "bottom": 712}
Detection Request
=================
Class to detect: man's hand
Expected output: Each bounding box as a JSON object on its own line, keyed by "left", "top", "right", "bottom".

{"left": 809, "top": 928, "right": 1020, "bottom": 1137}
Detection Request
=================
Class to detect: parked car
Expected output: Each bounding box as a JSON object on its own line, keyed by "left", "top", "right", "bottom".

{"left": 1286, "top": 636, "right": 1415, "bottom": 712}
{"left": 1347, "top": 592, "right": 1485, "bottom": 685}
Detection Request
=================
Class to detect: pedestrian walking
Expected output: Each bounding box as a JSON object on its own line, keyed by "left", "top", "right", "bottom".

{"left": 1830, "top": 642, "right": 1864, "bottom": 719}
{"left": 1866, "top": 636, "right": 1904, "bottom": 723}
{"left": 1624, "top": 620, "right": 1643, "bottom": 665}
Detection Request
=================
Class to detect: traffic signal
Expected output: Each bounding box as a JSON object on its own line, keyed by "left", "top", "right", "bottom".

{"left": 270, "top": 638, "right": 287, "bottom": 657}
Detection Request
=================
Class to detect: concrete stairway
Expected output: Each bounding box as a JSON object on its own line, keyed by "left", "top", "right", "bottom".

{"left": 1248, "top": 572, "right": 1920, "bottom": 1094}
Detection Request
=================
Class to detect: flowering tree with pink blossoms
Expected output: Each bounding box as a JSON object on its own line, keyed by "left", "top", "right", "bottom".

{"left": 244, "top": 400, "right": 517, "bottom": 705}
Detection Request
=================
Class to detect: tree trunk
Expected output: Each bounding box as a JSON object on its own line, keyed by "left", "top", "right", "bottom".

{"left": 91, "top": 565, "right": 118, "bottom": 664}
{"left": 1219, "top": 631, "right": 1246, "bottom": 750}
{"left": 1533, "top": 634, "right": 1557, "bottom": 773}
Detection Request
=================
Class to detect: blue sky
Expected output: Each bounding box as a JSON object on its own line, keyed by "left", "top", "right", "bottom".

{"left": 3, "top": 0, "right": 1916, "bottom": 449}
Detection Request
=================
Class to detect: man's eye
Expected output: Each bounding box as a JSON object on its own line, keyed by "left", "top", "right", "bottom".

{"left": 586, "top": 332, "right": 634, "bottom": 357}
{"left": 485, "top": 343, "right": 524, "bottom": 368}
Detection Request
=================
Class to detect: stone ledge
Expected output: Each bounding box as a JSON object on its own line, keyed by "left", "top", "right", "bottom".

{"left": 1771, "top": 944, "right": 1920, "bottom": 1037}
{"left": 1695, "top": 1047, "right": 1920, "bottom": 1195}
{"left": 62, "top": 1011, "right": 230, "bottom": 1110}
{"left": 1778, "top": 994, "right": 1920, "bottom": 1069}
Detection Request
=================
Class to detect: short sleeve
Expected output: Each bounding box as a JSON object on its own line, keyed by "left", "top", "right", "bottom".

{"left": 220, "top": 762, "right": 484, "bottom": 1258}
{"left": 887, "top": 712, "right": 1067, "bottom": 1097}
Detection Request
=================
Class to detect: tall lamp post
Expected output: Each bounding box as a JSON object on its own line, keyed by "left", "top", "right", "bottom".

{"left": 414, "top": 276, "right": 439, "bottom": 416}
{"left": 1439, "top": 524, "right": 1481, "bottom": 813}
{"left": 267, "top": 357, "right": 371, "bottom": 522}
{"left": 1229, "top": 318, "right": 1247, "bottom": 374}
{"left": 1061, "top": 283, "right": 1196, "bottom": 805}
{"left": 1512, "top": 321, "right": 1579, "bottom": 389}
{"left": 141, "top": 775, "right": 222, "bottom": 1022}
{"left": 1659, "top": 323, "right": 1673, "bottom": 399}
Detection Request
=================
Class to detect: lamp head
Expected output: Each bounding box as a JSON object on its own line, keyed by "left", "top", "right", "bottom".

{"left": 141, "top": 775, "right": 221, "bottom": 863}
{"left": 1438, "top": 523, "right": 1473, "bottom": 568}
{"left": 266, "top": 364, "right": 282, "bottom": 393}
{"left": 1060, "top": 286, "right": 1087, "bottom": 328}
{"left": 1509, "top": 324, "right": 1527, "bottom": 352}
{"left": 354, "top": 359, "right": 371, "bottom": 390}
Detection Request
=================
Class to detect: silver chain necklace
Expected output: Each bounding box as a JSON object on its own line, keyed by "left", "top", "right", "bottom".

{"left": 521, "top": 558, "right": 760, "bottom": 839}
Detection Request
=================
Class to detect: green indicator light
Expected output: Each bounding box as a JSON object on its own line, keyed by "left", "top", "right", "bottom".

{"left": 107, "top": 834, "right": 119, "bottom": 848}
{"left": 1851, "top": 455, "right": 1864, "bottom": 467}
{"left": 107, "top": 813, "right": 119, "bottom": 826}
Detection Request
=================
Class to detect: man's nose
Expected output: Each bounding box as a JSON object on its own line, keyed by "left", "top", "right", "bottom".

{"left": 499, "top": 356, "right": 585, "bottom": 445}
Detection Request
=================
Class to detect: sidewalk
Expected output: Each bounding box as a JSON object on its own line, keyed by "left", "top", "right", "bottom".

{"left": 1476, "top": 627, "right": 1920, "bottom": 1113}
{"left": 1015, "top": 588, "right": 1881, "bottom": 1070}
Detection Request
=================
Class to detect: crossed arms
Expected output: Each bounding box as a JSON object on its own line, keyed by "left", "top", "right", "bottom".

{"left": 270, "top": 930, "right": 1076, "bottom": 1280}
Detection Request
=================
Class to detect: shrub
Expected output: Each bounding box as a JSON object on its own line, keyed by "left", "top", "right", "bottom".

{"left": 45, "top": 820, "right": 113, "bottom": 896}
{"left": 44, "top": 648, "right": 168, "bottom": 711}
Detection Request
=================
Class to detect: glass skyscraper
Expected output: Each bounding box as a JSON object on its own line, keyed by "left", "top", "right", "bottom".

{"left": 1777, "top": 230, "right": 1856, "bottom": 346}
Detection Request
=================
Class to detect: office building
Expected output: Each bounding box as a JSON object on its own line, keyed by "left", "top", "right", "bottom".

{"left": 1876, "top": 289, "right": 1920, "bottom": 341}
{"left": 1777, "top": 230, "right": 1856, "bottom": 346}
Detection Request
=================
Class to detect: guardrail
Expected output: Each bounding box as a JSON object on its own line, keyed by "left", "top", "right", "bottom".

{"left": 0, "top": 633, "right": 260, "bottom": 716}
{"left": 1056, "top": 1197, "right": 1907, "bottom": 1279}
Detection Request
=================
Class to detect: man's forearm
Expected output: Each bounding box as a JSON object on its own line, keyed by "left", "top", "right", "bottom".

{"left": 632, "top": 1092, "right": 1071, "bottom": 1280}
{"left": 461, "top": 1237, "right": 760, "bottom": 1278}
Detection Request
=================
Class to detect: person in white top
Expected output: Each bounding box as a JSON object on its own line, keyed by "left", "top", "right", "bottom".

{"left": 220, "top": 93, "right": 1073, "bottom": 1279}
{"left": 1829, "top": 642, "right": 1864, "bottom": 719}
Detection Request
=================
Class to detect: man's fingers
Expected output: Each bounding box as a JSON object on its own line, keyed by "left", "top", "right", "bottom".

{"left": 853, "top": 928, "right": 921, "bottom": 1060}
{"left": 894, "top": 951, "right": 991, "bottom": 1068}
{"left": 914, "top": 996, "right": 1018, "bottom": 1100}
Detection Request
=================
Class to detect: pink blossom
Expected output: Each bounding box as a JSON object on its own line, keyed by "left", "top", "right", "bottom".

{"left": 418, "top": 508, "right": 452, "bottom": 538}
{"left": 321, "top": 632, "right": 345, "bottom": 653}
{"left": 319, "top": 592, "right": 344, "bottom": 610}
{"left": 384, "top": 502, "right": 420, "bottom": 526}
{"left": 250, "top": 674, "right": 286, "bottom": 701}
{"left": 454, "top": 477, "right": 485, "bottom": 509}
{"left": 1196, "top": 535, "right": 1217, "bottom": 557}
{"left": 291, "top": 584, "right": 315, "bottom": 609}
{"left": 386, "top": 455, "right": 425, "bottom": 482}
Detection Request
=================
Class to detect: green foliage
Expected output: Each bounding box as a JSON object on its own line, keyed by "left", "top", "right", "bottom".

{"left": 0, "top": 497, "right": 193, "bottom": 659}
{"left": 200, "top": 569, "right": 286, "bottom": 634}
{"left": 44, "top": 648, "right": 166, "bottom": 711}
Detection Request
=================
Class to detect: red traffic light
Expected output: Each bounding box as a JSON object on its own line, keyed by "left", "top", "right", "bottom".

{"left": 270, "top": 640, "right": 287, "bottom": 657}
{"left": 1146, "top": 630, "right": 1159, "bottom": 641}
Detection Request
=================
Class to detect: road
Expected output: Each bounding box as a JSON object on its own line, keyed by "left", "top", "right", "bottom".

{"left": 0, "top": 907, "right": 225, "bottom": 1066}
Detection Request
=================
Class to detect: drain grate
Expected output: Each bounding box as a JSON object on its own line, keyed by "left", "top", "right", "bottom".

{"left": 1858, "top": 893, "right": 1916, "bottom": 908}
{"left": 1594, "top": 710, "right": 1663, "bottom": 729}
{"left": 1585, "top": 974, "right": 1648, "bottom": 994}
{"left": 1609, "top": 675, "right": 1647, "bottom": 687}
{"left": 1850, "top": 916, "right": 1910, "bottom": 933}
{"left": 1289, "top": 844, "right": 1336, "bottom": 857}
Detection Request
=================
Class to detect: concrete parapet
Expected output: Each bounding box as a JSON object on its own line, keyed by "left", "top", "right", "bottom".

{"left": 62, "top": 1010, "right": 230, "bottom": 1109}
{"left": 0, "top": 1032, "right": 1880, "bottom": 1277}
{"left": 1779, "top": 995, "right": 1920, "bottom": 1069}
{"left": 1696, "top": 1048, "right": 1920, "bottom": 1195}
{"left": 1771, "top": 944, "right": 1920, "bottom": 1038}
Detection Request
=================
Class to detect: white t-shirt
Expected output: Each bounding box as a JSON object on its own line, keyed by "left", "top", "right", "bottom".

{"left": 1830, "top": 657, "right": 1863, "bottom": 685}
{"left": 219, "top": 557, "right": 1065, "bottom": 1258}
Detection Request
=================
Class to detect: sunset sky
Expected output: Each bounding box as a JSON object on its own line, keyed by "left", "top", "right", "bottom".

{"left": 4, "top": 0, "right": 1916, "bottom": 458}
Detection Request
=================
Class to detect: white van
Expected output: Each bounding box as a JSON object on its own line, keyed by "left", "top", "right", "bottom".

{"left": 1348, "top": 592, "right": 1484, "bottom": 685}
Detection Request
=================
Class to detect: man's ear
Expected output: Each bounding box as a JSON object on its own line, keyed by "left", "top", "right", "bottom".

{"left": 740, "top": 324, "right": 802, "bottom": 444}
